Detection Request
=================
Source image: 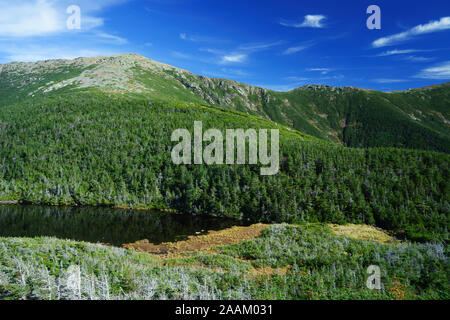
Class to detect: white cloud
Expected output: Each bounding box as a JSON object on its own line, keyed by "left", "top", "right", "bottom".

{"left": 179, "top": 32, "right": 226, "bottom": 43}
{"left": 238, "top": 41, "right": 283, "bottom": 52}
{"left": 416, "top": 61, "right": 450, "bottom": 79}
{"left": 69, "top": 0, "right": 129, "bottom": 12}
{"left": 283, "top": 45, "right": 308, "bottom": 55}
{"left": 403, "top": 56, "right": 434, "bottom": 62}
{"left": 199, "top": 48, "right": 224, "bottom": 55}
{"left": 0, "top": 0, "right": 127, "bottom": 37}
{"left": 221, "top": 54, "right": 247, "bottom": 64}
{"left": 372, "top": 17, "right": 450, "bottom": 48}
{"left": 0, "top": 0, "right": 129, "bottom": 62}
{"left": 281, "top": 15, "right": 326, "bottom": 28}
{"left": 96, "top": 32, "right": 127, "bottom": 44}
{"left": 0, "top": 0, "right": 62, "bottom": 36}
{"left": 377, "top": 49, "right": 424, "bottom": 56}
{"left": 204, "top": 41, "right": 281, "bottom": 65}
{"left": 374, "top": 79, "right": 409, "bottom": 84}
{"left": 200, "top": 68, "right": 250, "bottom": 79}
{"left": 307, "top": 68, "right": 331, "bottom": 75}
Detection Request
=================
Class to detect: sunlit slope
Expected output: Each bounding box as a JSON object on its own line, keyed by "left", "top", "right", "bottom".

{"left": 0, "top": 54, "right": 207, "bottom": 107}
{"left": 1, "top": 224, "right": 447, "bottom": 300}
{"left": 276, "top": 84, "right": 450, "bottom": 152}
{"left": 1, "top": 54, "right": 449, "bottom": 152}
{"left": 0, "top": 91, "right": 448, "bottom": 241}
{"left": 192, "top": 83, "right": 450, "bottom": 152}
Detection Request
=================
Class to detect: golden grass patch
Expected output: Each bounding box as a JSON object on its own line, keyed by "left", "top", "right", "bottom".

{"left": 249, "top": 265, "right": 290, "bottom": 278}
{"left": 123, "top": 223, "right": 269, "bottom": 260}
{"left": 329, "top": 223, "right": 395, "bottom": 244}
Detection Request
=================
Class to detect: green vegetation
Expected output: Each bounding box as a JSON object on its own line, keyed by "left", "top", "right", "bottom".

{"left": 0, "top": 62, "right": 93, "bottom": 107}
{"left": 159, "top": 68, "right": 450, "bottom": 153}
{"left": 0, "top": 55, "right": 448, "bottom": 300}
{"left": 2, "top": 55, "right": 449, "bottom": 153}
{"left": 0, "top": 91, "right": 448, "bottom": 241}
{"left": 259, "top": 85, "right": 450, "bottom": 153}
{"left": 0, "top": 224, "right": 447, "bottom": 300}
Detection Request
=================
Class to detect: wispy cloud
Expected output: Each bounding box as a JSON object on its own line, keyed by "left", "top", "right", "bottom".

{"left": 238, "top": 41, "right": 284, "bottom": 52}
{"left": 199, "top": 48, "right": 224, "bottom": 55}
{"left": 283, "top": 45, "right": 309, "bottom": 55}
{"left": 416, "top": 61, "right": 450, "bottom": 79}
{"left": 280, "top": 15, "right": 326, "bottom": 28}
{"left": 377, "top": 49, "right": 427, "bottom": 56}
{"left": 372, "top": 17, "right": 450, "bottom": 48}
{"left": 403, "top": 56, "right": 434, "bottom": 62}
{"left": 0, "top": 0, "right": 129, "bottom": 62}
{"left": 201, "top": 68, "right": 250, "bottom": 79}
{"left": 374, "top": 78, "right": 409, "bottom": 84}
{"left": 307, "top": 68, "right": 331, "bottom": 75}
{"left": 179, "top": 32, "right": 226, "bottom": 43}
{"left": 96, "top": 32, "right": 127, "bottom": 44}
{"left": 204, "top": 41, "right": 282, "bottom": 65}
{"left": 0, "top": 0, "right": 64, "bottom": 37}
{"left": 0, "top": 0, "right": 128, "bottom": 37}
{"left": 221, "top": 54, "right": 247, "bottom": 64}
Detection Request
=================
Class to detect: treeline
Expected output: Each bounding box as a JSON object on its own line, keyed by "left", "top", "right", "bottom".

{"left": 264, "top": 87, "right": 450, "bottom": 153}
{"left": 341, "top": 92, "right": 450, "bottom": 153}
{"left": 0, "top": 92, "right": 448, "bottom": 241}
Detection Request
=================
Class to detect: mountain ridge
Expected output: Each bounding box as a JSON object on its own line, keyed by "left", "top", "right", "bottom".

{"left": 1, "top": 53, "right": 449, "bottom": 152}
{"left": 0, "top": 54, "right": 448, "bottom": 241}
{"left": 1, "top": 53, "right": 449, "bottom": 93}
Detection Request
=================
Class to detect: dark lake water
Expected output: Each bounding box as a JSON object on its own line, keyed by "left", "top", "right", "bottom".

{"left": 0, "top": 205, "right": 249, "bottom": 246}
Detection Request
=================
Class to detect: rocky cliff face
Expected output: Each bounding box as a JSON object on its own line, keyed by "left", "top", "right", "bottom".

{"left": 173, "top": 73, "right": 272, "bottom": 113}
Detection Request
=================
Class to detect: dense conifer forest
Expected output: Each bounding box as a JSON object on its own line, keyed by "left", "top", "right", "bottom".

{"left": 0, "top": 91, "right": 447, "bottom": 242}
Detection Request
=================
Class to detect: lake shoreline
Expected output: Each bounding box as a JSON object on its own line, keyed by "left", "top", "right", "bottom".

{"left": 0, "top": 200, "right": 18, "bottom": 205}
{"left": 0, "top": 200, "right": 179, "bottom": 214}
{"left": 0, "top": 203, "right": 249, "bottom": 246}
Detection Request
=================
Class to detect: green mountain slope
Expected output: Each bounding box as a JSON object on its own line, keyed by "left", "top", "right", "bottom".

{"left": 0, "top": 90, "right": 448, "bottom": 241}
{"left": 164, "top": 75, "right": 450, "bottom": 153}
{"left": 1, "top": 54, "right": 449, "bottom": 152}
{"left": 0, "top": 54, "right": 449, "bottom": 241}
{"left": 1, "top": 224, "right": 447, "bottom": 300}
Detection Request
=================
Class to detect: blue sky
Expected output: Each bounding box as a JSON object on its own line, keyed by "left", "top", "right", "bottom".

{"left": 1, "top": 0, "right": 450, "bottom": 91}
